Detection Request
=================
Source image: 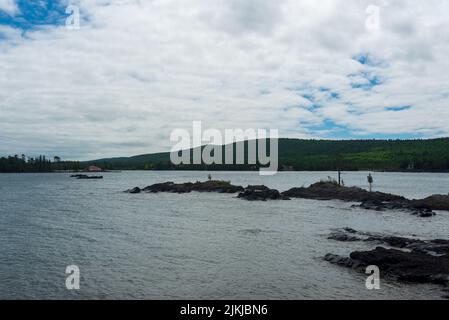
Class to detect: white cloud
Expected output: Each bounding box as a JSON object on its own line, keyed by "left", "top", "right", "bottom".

{"left": 0, "top": 0, "right": 449, "bottom": 159}
{"left": 0, "top": 0, "right": 19, "bottom": 15}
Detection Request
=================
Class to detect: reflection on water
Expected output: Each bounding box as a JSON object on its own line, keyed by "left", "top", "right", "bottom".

{"left": 0, "top": 171, "right": 448, "bottom": 299}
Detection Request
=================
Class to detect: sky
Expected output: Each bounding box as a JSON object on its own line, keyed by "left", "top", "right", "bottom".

{"left": 0, "top": 0, "right": 449, "bottom": 160}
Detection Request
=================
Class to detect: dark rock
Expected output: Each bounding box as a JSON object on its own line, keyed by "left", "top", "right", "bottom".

{"left": 416, "top": 210, "right": 435, "bottom": 218}
{"left": 75, "top": 175, "right": 103, "bottom": 179}
{"left": 412, "top": 195, "right": 449, "bottom": 211}
{"left": 326, "top": 247, "right": 449, "bottom": 285}
{"left": 246, "top": 185, "right": 270, "bottom": 191}
{"left": 328, "top": 231, "right": 360, "bottom": 242}
{"left": 282, "top": 181, "right": 404, "bottom": 203}
{"left": 282, "top": 180, "right": 446, "bottom": 215}
{"left": 363, "top": 235, "right": 421, "bottom": 248}
{"left": 352, "top": 247, "right": 449, "bottom": 284}
{"left": 70, "top": 174, "right": 86, "bottom": 178}
{"left": 139, "top": 180, "right": 243, "bottom": 194}
{"left": 127, "top": 187, "right": 141, "bottom": 194}
{"left": 326, "top": 229, "right": 449, "bottom": 287}
{"left": 344, "top": 227, "right": 358, "bottom": 234}
{"left": 327, "top": 228, "right": 449, "bottom": 256}
{"left": 191, "top": 180, "right": 244, "bottom": 193}
{"left": 432, "top": 239, "right": 449, "bottom": 245}
{"left": 238, "top": 185, "right": 290, "bottom": 201}
{"left": 356, "top": 199, "right": 436, "bottom": 217}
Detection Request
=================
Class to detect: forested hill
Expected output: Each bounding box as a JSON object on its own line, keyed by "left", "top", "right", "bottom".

{"left": 86, "top": 138, "right": 449, "bottom": 172}
{"left": 2, "top": 138, "right": 449, "bottom": 172}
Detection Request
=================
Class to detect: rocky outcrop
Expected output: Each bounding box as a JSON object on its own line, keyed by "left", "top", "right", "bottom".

{"left": 412, "top": 194, "right": 449, "bottom": 211}
{"left": 125, "top": 179, "right": 449, "bottom": 214}
{"left": 325, "top": 228, "right": 449, "bottom": 287}
{"left": 356, "top": 199, "right": 435, "bottom": 217}
{"left": 237, "top": 185, "right": 290, "bottom": 201}
{"left": 127, "top": 187, "right": 141, "bottom": 194}
{"left": 281, "top": 180, "right": 447, "bottom": 216}
{"left": 127, "top": 180, "right": 244, "bottom": 194}
{"left": 282, "top": 181, "right": 404, "bottom": 202}
{"left": 326, "top": 247, "right": 449, "bottom": 285}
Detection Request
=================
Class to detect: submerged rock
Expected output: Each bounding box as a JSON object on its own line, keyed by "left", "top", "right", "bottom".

{"left": 327, "top": 230, "right": 361, "bottom": 242}
{"left": 72, "top": 174, "right": 103, "bottom": 179}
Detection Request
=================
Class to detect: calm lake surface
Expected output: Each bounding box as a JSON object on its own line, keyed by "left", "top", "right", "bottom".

{"left": 1, "top": 171, "right": 449, "bottom": 299}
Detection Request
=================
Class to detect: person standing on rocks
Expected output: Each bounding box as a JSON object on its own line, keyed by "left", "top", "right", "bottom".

{"left": 367, "top": 173, "right": 374, "bottom": 192}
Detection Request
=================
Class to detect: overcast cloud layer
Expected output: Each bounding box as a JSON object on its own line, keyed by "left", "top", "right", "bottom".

{"left": 1, "top": 0, "right": 449, "bottom": 159}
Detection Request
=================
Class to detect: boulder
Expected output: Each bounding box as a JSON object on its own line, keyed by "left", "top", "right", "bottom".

{"left": 238, "top": 185, "right": 290, "bottom": 201}
{"left": 127, "top": 187, "right": 141, "bottom": 194}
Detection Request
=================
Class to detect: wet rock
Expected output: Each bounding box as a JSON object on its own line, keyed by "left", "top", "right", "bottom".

{"left": 328, "top": 230, "right": 361, "bottom": 242}
{"left": 412, "top": 195, "right": 449, "bottom": 211}
{"left": 415, "top": 210, "right": 435, "bottom": 218}
{"left": 127, "top": 187, "right": 141, "bottom": 194}
{"left": 363, "top": 235, "right": 421, "bottom": 248}
{"left": 325, "top": 229, "right": 449, "bottom": 288}
{"left": 343, "top": 227, "right": 358, "bottom": 234}
{"left": 354, "top": 247, "right": 449, "bottom": 284}
{"left": 138, "top": 180, "right": 244, "bottom": 194}
{"left": 327, "top": 228, "right": 449, "bottom": 255}
{"left": 70, "top": 174, "right": 86, "bottom": 178}
{"left": 191, "top": 180, "right": 244, "bottom": 193}
{"left": 326, "top": 247, "right": 449, "bottom": 285}
{"left": 282, "top": 180, "right": 445, "bottom": 215}
{"left": 238, "top": 185, "right": 290, "bottom": 201}
{"left": 75, "top": 175, "right": 103, "bottom": 179}
{"left": 282, "top": 181, "right": 404, "bottom": 203}
{"left": 356, "top": 199, "right": 436, "bottom": 217}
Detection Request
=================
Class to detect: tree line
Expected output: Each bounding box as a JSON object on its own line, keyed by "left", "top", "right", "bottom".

{"left": 0, "top": 155, "right": 81, "bottom": 172}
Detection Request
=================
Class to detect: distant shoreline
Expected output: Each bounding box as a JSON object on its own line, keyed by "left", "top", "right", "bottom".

{"left": 2, "top": 169, "right": 449, "bottom": 174}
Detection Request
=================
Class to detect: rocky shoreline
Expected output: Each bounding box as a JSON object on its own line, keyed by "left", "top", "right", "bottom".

{"left": 125, "top": 179, "right": 449, "bottom": 295}
{"left": 282, "top": 181, "right": 405, "bottom": 202}
{"left": 325, "top": 228, "right": 449, "bottom": 295}
{"left": 127, "top": 180, "right": 244, "bottom": 194}
{"left": 126, "top": 179, "right": 449, "bottom": 214}
{"left": 237, "top": 185, "right": 291, "bottom": 201}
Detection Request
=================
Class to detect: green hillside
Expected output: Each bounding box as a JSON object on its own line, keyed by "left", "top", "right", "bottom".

{"left": 84, "top": 138, "right": 449, "bottom": 172}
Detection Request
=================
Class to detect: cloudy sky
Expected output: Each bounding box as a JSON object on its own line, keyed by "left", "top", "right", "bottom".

{"left": 1, "top": 0, "right": 448, "bottom": 160}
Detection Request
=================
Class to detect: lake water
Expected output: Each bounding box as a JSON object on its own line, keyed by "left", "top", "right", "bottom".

{"left": 1, "top": 171, "right": 449, "bottom": 300}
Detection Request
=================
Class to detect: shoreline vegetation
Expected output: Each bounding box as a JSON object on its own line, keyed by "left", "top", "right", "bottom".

{"left": 3, "top": 138, "right": 449, "bottom": 173}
